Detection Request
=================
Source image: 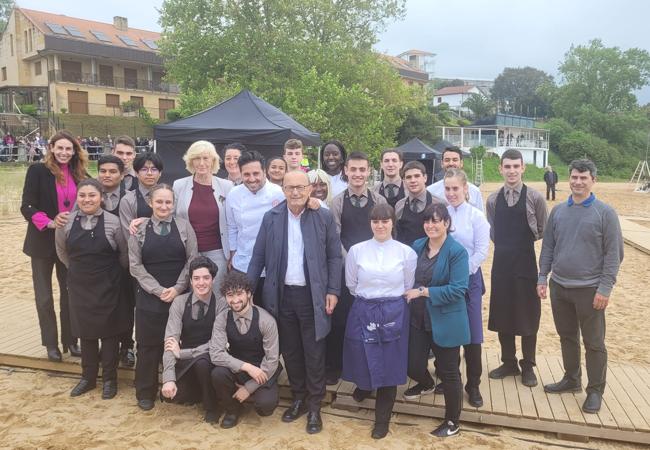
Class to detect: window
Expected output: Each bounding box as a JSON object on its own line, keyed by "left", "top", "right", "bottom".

{"left": 118, "top": 35, "right": 139, "bottom": 47}
{"left": 10, "top": 34, "right": 13, "bottom": 56}
{"left": 64, "top": 25, "right": 85, "bottom": 38}
{"left": 24, "top": 30, "right": 28, "bottom": 52}
{"left": 34, "top": 61, "right": 42, "bottom": 76}
{"left": 141, "top": 39, "right": 158, "bottom": 50}
{"left": 45, "top": 22, "right": 68, "bottom": 35}
{"left": 28, "top": 28, "right": 33, "bottom": 52}
{"left": 437, "top": 97, "right": 442, "bottom": 103}
{"left": 1, "top": 67, "right": 6, "bottom": 81}
{"left": 106, "top": 94, "right": 120, "bottom": 107}
{"left": 130, "top": 96, "right": 144, "bottom": 108}
{"left": 91, "top": 30, "right": 112, "bottom": 43}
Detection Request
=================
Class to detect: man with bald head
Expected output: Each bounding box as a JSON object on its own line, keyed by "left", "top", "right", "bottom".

{"left": 248, "top": 170, "right": 343, "bottom": 434}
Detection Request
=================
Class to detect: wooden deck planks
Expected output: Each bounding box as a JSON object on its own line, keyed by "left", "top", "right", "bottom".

{"left": 486, "top": 351, "right": 507, "bottom": 415}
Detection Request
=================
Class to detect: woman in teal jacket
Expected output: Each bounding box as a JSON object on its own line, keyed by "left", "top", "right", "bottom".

{"left": 404, "top": 202, "right": 470, "bottom": 438}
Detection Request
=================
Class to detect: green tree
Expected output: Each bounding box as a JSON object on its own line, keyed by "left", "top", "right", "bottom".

{"left": 491, "top": 66, "right": 554, "bottom": 117}
{"left": 397, "top": 105, "right": 441, "bottom": 145}
{"left": 462, "top": 93, "right": 494, "bottom": 119}
{"left": 0, "top": 0, "right": 14, "bottom": 32}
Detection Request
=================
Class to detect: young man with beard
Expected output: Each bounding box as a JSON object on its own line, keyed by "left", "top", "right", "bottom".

{"left": 373, "top": 149, "right": 405, "bottom": 208}
{"left": 210, "top": 271, "right": 281, "bottom": 428}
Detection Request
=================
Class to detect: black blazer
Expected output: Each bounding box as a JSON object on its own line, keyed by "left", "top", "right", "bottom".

{"left": 21, "top": 163, "right": 62, "bottom": 258}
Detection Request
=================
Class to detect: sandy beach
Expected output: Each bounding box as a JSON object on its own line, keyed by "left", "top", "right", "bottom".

{"left": 1, "top": 180, "right": 649, "bottom": 449}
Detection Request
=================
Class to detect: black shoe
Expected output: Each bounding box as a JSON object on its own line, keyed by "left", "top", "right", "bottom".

{"left": 352, "top": 388, "right": 372, "bottom": 403}
{"left": 66, "top": 343, "right": 82, "bottom": 357}
{"left": 488, "top": 363, "right": 521, "bottom": 379}
{"left": 430, "top": 420, "right": 460, "bottom": 438}
{"left": 120, "top": 348, "right": 135, "bottom": 368}
{"left": 544, "top": 377, "right": 582, "bottom": 394}
{"left": 521, "top": 367, "right": 538, "bottom": 387}
{"left": 466, "top": 386, "right": 483, "bottom": 408}
{"left": 403, "top": 383, "right": 435, "bottom": 400}
{"left": 434, "top": 383, "right": 444, "bottom": 394}
{"left": 325, "top": 372, "right": 340, "bottom": 386}
{"left": 204, "top": 409, "right": 221, "bottom": 424}
{"left": 46, "top": 346, "right": 62, "bottom": 362}
{"left": 102, "top": 380, "right": 118, "bottom": 399}
{"left": 582, "top": 392, "right": 602, "bottom": 414}
{"left": 371, "top": 422, "right": 389, "bottom": 439}
{"left": 70, "top": 378, "right": 96, "bottom": 397}
{"left": 306, "top": 411, "right": 323, "bottom": 434}
{"left": 138, "top": 399, "right": 155, "bottom": 411}
{"left": 220, "top": 411, "right": 239, "bottom": 428}
{"left": 281, "top": 400, "right": 308, "bottom": 423}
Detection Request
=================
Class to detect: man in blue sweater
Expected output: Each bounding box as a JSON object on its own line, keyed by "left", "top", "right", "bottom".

{"left": 537, "top": 159, "right": 623, "bottom": 414}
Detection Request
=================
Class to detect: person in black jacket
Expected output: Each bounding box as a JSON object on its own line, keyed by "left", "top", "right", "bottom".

{"left": 544, "top": 165, "right": 559, "bottom": 201}
{"left": 21, "top": 130, "right": 89, "bottom": 362}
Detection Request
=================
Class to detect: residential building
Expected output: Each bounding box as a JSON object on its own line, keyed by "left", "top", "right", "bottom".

{"left": 0, "top": 7, "right": 179, "bottom": 120}
{"left": 433, "top": 85, "right": 483, "bottom": 113}
{"left": 434, "top": 77, "right": 494, "bottom": 96}
{"left": 397, "top": 49, "right": 435, "bottom": 79}
{"left": 382, "top": 54, "right": 429, "bottom": 87}
{"left": 438, "top": 113, "right": 549, "bottom": 168}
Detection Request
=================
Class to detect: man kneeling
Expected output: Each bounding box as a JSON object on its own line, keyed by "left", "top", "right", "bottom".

{"left": 210, "top": 271, "right": 281, "bottom": 428}
{"left": 160, "top": 256, "right": 226, "bottom": 423}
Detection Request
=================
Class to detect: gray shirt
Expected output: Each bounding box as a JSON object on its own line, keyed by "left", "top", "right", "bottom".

{"left": 102, "top": 186, "right": 122, "bottom": 212}
{"left": 394, "top": 189, "right": 443, "bottom": 220}
{"left": 162, "top": 292, "right": 228, "bottom": 383}
{"left": 128, "top": 216, "right": 198, "bottom": 296}
{"left": 486, "top": 182, "right": 547, "bottom": 241}
{"left": 209, "top": 305, "right": 279, "bottom": 394}
{"left": 55, "top": 209, "right": 128, "bottom": 268}
{"left": 538, "top": 196, "right": 624, "bottom": 296}
{"left": 118, "top": 183, "right": 150, "bottom": 236}
{"left": 330, "top": 187, "right": 387, "bottom": 233}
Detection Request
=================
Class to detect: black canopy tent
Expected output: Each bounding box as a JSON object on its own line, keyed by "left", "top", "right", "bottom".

{"left": 395, "top": 138, "right": 441, "bottom": 185}
{"left": 153, "top": 90, "right": 320, "bottom": 182}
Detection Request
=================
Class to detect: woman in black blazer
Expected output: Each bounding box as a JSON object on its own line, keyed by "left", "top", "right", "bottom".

{"left": 20, "top": 130, "right": 89, "bottom": 362}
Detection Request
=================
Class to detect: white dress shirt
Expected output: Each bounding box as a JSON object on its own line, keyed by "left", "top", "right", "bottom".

{"left": 345, "top": 238, "right": 417, "bottom": 298}
{"left": 225, "top": 181, "right": 285, "bottom": 272}
{"left": 330, "top": 172, "right": 348, "bottom": 197}
{"left": 447, "top": 202, "right": 490, "bottom": 275}
{"left": 285, "top": 208, "right": 306, "bottom": 286}
{"left": 427, "top": 179, "right": 484, "bottom": 212}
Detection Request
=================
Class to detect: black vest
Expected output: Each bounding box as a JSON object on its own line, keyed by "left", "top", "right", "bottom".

{"left": 340, "top": 190, "right": 374, "bottom": 251}
{"left": 226, "top": 307, "right": 265, "bottom": 368}
{"left": 103, "top": 184, "right": 126, "bottom": 217}
{"left": 135, "top": 186, "right": 153, "bottom": 218}
{"left": 378, "top": 181, "right": 405, "bottom": 208}
{"left": 122, "top": 173, "right": 138, "bottom": 192}
{"left": 396, "top": 192, "right": 434, "bottom": 246}
{"left": 180, "top": 293, "right": 217, "bottom": 349}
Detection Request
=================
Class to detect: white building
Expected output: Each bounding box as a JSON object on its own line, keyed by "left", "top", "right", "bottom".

{"left": 433, "top": 85, "right": 483, "bottom": 113}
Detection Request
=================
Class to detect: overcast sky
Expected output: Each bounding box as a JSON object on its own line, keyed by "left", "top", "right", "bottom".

{"left": 17, "top": 0, "right": 650, "bottom": 102}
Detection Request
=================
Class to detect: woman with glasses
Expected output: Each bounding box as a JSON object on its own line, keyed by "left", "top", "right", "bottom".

{"left": 118, "top": 152, "right": 164, "bottom": 235}
{"left": 128, "top": 184, "right": 197, "bottom": 411}
{"left": 404, "top": 203, "right": 470, "bottom": 438}
{"left": 342, "top": 203, "right": 416, "bottom": 439}
{"left": 21, "top": 130, "right": 88, "bottom": 362}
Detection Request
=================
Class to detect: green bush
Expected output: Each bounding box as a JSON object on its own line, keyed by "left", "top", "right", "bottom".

{"left": 21, "top": 104, "right": 38, "bottom": 117}
{"left": 166, "top": 109, "right": 182, "bottom": 122}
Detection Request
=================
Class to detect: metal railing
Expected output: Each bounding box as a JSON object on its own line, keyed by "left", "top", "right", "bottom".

{"left": 48, "top": 70, "right": 180, "bottom": 94}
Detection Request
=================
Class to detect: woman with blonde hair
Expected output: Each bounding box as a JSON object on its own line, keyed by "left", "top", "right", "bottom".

{"left": 173, "top": 140, "right": 232, "bottom": 290}
{"left": 307, "top": 169, "right": 332, "bottom": 207}
{"left": 21, "top": 130, "right": 88, "bottom": 362}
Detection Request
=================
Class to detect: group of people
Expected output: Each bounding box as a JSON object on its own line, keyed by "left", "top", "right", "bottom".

{"left": 21, "top": 131, "right": 623, "bottom": 440}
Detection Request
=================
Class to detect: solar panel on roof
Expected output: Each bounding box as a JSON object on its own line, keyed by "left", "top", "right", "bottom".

{"left": 45, "top": 22, "right": 68, "bottom": 35}
{"left": 118, "top": 35, "right": 139, "bottom": 47}
{"left": 90, "top": 30, "right": 112, "bottom": 43}
{"left": 141, "top": 39, "right": 158, "bottom": 50}
{"left": 64, "top": 25, "right": 85, "bottom": 38}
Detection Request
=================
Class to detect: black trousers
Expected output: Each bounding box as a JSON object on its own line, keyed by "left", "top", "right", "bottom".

{"left": 135, "top": 309, "right": 168, "bottom": 401}
{"left": 163, "top": 359, "right": 217, "bottom": 412}
{"left": 80, "top": 336, "right": 119, "bottom": 381}
{"left": 354, "top": 386, "right": 397, "bottom": 425}
{"left": 463, "top": 343, "right": 482, "bottom": 389}
{"left": 211, "top": 366, "right": 278, "bottom": 416}
{"left": 407, "top": 325, "right": 436, "bottom": 389}
{"left": 546, "top": 184, "right": 556, "bottom": 200}
{"left": 433, "top": 342, "right": 462, "bottom": 423}
{"left": 119, "top": 275, "right": 135, "bottom": 350}
{"left": 279, "top": 285, "right": 326, "bottom": 412}
{"left": 498, "top": 332, "right": 537, "bottom": 370}
{"left": 30, "top": 256, "right": 75, "bottom": 347}
{"left": 550, "top": 280, "right": 607, "bottom": 395}
{"left": 325, "top": 275, "right": 352, "bottom": 378}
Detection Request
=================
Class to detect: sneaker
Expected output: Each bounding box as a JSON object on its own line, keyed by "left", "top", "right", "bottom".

{"left": 431, "top": 420, "right": 460, "bottom": 438}
{"left": 403, "top": 383, "right": 435, "bottom": 400}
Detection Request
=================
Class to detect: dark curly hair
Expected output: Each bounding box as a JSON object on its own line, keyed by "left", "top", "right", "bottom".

{"left": 220, "top": 271, "right": 253, "bottom": 297}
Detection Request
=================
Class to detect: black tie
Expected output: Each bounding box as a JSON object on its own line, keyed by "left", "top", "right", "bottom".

{"left": 352, "top": 195, "right": 362, "bottom": 208}
{"left": 160, "top": 222, "right": 170, "bottom": 236}
{"left": 197, "top": 302, "right": 206, "bottom": 320}
{"left": 410, "top": 198, "right": 420, "bottom": 213}
{"left": 385, "top": 184, "right": 397, "bottom": 199}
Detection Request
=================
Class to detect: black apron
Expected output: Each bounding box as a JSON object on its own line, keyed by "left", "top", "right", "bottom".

{"left": 135, "top": 187, "right": 153, "bottom": 218}
{"left": 103, "top": 185, "right": 126, "bottom": 217}
{"left": 67, "top": 213, "right": 127, "bottom": 339}
{"left": 378, "top": 181, "right": 405, "bottom": 208}
{"left": 488, "top": 185, "right": 540, "bottom": 336}
{"left": 121, "top": 173, "right": 138, "bottom": 192}
{"left": 226, "top": 307, "right": 281, "bottom": 385}
{"left": 396, "top": 192, "right": 433, "bottom": 246}
{"left": 175, "top": 293, "right": 217, "bottom": 380}
{"left": 340, "top": 190, "right": 375, "bottom": 252}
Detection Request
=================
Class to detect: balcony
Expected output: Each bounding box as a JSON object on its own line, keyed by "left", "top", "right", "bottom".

{"left": 48, "top": 70, "right": 180, "bottom": 94}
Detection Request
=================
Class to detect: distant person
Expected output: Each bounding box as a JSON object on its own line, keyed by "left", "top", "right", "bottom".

{"left": 284, "top": 139, "right": 306, "bottom": 172}
{"left": 21, "top": 130, "right": 88, "bottom": 362}
{"left": 266, "top": 156, "right": 287, "bottom": 186}
{"left": 320, "top": 140, "right": 347, "bottom": 196}
{"left": 538, "top": 159, "right": 623, "bottom": 414}
{"left": 427, "top": 146, "right": 483, "bottom": 212}
{"left": 112, "top": 136, "right": 137, "bottom": 191}
{"left": 373, "top": 149, "right": 405, "bottom": 208}
{"left": 544, "top": 165, "right": 559, "bottom": 201}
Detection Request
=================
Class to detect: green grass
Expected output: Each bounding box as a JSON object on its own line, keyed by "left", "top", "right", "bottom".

{"left": 54, "top": 114, "right": 153, "bottom": 139}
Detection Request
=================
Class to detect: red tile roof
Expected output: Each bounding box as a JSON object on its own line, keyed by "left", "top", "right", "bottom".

{"left": 18, "top": 7, "right": 160, "bottom": 52}
{"left": 434, "top": 85, "right": 477, "bottom": 96}
{"left": 381, "top": 54, "right": 427, "bottom": 73}
{"left": 397, "top": 49, "right": 435, "bottom": 57}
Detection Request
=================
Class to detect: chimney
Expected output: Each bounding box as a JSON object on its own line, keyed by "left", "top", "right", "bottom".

{"left": 113, "top": 16, "right": 128, "bottom": 32}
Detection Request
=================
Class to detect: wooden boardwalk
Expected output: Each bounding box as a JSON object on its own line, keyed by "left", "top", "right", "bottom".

{"left": 619, "top": 216, "right": 650, "bottom": 255}
{"left": 2, "top": 298, "right": 649, "bottom": 445}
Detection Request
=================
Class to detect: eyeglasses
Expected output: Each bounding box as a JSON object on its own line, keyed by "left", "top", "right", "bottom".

{"left": 283, "top": 185, "right": 308, "bottom": 193}
{"left": 138, "top": 167, "right": 160, "bottom": 174}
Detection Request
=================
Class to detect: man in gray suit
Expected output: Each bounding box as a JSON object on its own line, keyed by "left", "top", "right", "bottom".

{"left": 248, "top": 170, "right": 342, "bottom": 434}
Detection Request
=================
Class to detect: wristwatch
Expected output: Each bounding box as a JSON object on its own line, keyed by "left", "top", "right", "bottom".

{"left": 418, "top": 286, "right": 425, "bottom": 295}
